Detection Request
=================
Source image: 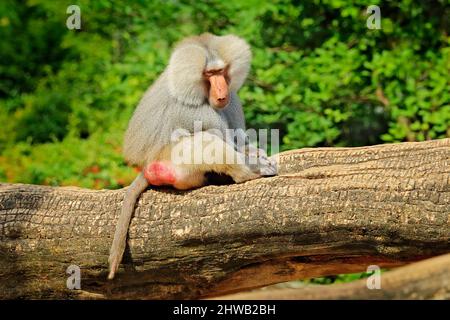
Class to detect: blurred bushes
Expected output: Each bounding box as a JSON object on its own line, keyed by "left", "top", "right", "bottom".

{"left": 0, "top": 0, "right": 449, "bottom": 188}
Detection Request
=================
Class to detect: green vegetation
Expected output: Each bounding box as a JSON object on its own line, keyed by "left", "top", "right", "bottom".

{"left": 1, "top": 0, "right": 449, "bottom": 190}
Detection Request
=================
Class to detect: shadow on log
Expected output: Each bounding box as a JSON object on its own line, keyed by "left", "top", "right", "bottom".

{"left": 212, "top": 253, "right": 450, "bottom": 300}
{"left": 0, "top": 139, "right": 449, "bottom": 299}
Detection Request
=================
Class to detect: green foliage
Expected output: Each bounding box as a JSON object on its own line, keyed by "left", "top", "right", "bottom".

{"left": 0, "top": 0, "right": 449, "bottom": 188}
{"left": 303, "top": 269, "right": 386, "bottom": 285}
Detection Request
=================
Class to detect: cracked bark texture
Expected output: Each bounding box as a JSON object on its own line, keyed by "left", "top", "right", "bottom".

{"left": 0, "top": 139, "right": 449, "bottom": 299}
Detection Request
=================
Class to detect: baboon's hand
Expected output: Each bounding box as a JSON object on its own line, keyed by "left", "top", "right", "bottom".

{"left": 258, "top": 152, "right": 278, "bottom": 176}
{"left": 245, "top": 145, "right": 278, "bottom": 176}
{"left": 255, "top": 148, "right": 278, "bottom": 176}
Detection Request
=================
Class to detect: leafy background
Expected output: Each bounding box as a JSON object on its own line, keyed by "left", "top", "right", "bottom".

{"left": 0, "top": 0, "right": 449, "bottom": 284}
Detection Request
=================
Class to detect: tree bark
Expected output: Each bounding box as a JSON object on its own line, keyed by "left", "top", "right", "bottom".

{"left": 0, "top": 139, "right": 449, "bottom": 299}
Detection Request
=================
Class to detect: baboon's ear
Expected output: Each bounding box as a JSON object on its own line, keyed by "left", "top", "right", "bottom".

{"left": 167, "top": 44, "right": 208, "bottom": 106}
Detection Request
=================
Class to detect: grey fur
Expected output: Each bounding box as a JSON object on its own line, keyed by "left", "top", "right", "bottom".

{"left": 108, "top": 33, "right": 275, "bottom": 279}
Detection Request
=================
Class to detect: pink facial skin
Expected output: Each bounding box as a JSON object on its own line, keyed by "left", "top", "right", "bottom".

{"left": 143, "top": 162, "right": 176, "bottom": 186}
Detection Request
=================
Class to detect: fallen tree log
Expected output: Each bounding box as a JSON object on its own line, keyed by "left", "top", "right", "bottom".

{"left": 0, "top": 139, "right": 449, "bottom": 299}
{"left": 213, "top": 253, "right": 450, "bottom": 300}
